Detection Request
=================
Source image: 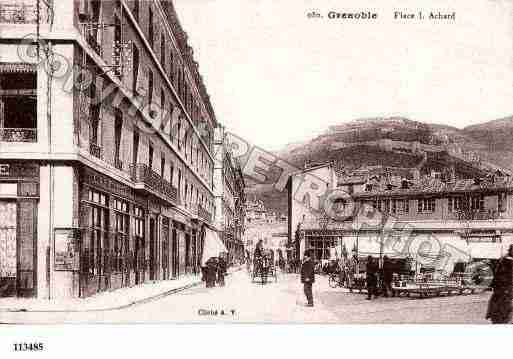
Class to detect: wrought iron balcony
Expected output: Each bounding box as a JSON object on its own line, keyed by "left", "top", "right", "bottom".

{"left": 130, "top": 163, "right": 179, "bottom": 205}
{"left": 0, "top": 1, "right": 50, "bottom": 24}
{"left": 89, "top": 143, "right": 102, "bottom": 159}
{"left": 198, "top": 204, "right": 212, "bottom": 223}
{"left": 0, "top": 128, "right": 37, "bottom": 142}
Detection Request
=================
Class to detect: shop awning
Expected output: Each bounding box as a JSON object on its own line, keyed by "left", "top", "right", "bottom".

{"left": 201, "top": 228, "right": 228, "bottom": 266}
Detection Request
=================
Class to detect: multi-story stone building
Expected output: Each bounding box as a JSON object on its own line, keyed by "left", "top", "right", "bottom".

{"left": 213, "top": 126, "right": 245, "bottom": 264}
{"left": 0, "top": 0, "right": 219, "bottom": 299}
{"left": 287, "top": 162, "right": 513, "bottom": 272}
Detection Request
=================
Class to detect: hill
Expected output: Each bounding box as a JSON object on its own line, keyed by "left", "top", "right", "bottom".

{"left": 244, "top": 116, "right": 513, "bottom": 216}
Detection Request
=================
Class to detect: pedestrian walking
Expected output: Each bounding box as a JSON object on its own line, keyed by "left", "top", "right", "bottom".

{"left": 366, "top": 256, "right": 378, "bottom": 300}
{"left": 486, "top": 244, "right": 513, "bottom": 324}
{"left": 205, "top": 257, "right": 217, "bottom": 288}
{"left": 382, "top": 255, "right": 394, "bottom": 297}
{"left": 217, "top": 256, "right": 227, "bottom": 287}
{"left": 301, "top": 250, "right": 315, "bottom": 307}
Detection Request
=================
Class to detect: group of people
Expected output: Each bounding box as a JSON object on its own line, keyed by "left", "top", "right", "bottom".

{"left": 202, "top": 256, "right": 227, "bottom": 288}
{"left": 365, "top": 255, "right": 395, "bottom": 300}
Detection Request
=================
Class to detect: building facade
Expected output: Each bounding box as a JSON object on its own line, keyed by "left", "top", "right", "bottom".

{"left": 287, "top": 162, "right": 513, "bottom": 272}
{"left": 0, "top": 0, "right": 219, "bottom": 299}
{"left": 213, "top": 126, "right": 245, "bottom": 264}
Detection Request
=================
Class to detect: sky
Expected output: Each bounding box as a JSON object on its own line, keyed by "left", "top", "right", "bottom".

{"left": 173, "top": 0, "right": 513, "bottom": 151}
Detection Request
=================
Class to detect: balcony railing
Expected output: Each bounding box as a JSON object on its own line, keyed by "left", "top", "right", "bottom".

{"left": 198, "top": 205, "right": 212, "bottom": 223}
{"left": 130, "top": 163, "right": 179, "bottom": 205}
{"left": 0, "top": 128, "right": 37, "bottom": 142}
{"left": 0, "top": 1, "right": 50, "bottom": 24}
{"left": 89, "top": 143, "right": 102, "bottom": 159}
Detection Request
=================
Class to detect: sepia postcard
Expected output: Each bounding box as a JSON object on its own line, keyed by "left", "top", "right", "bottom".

{"left": 1, "top": 0, "right": 513, "bottom": 352}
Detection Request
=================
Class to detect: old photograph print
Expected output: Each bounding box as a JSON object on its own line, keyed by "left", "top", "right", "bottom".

{"left": 1, "top": 0, "right": 513, "bottom": 325}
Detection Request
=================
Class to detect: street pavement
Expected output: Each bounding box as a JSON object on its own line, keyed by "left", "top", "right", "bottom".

{"left": 0, "top": 270, "right": 491, "bottom": 324}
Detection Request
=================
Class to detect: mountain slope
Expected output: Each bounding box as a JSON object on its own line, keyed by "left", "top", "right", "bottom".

{"left": 246, "top": 116, "right": 513, "bottom": 216}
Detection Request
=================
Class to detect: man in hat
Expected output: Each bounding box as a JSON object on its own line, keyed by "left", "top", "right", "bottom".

{"left": 366, "top": 255, "right": 378, "bottom": 300}
{"left": 382, "top": 255, "right": 394, "bottom": 297}
{"left": 301, "top": 250, "right": 315, "bottom": 307}
{"left": 486, "top": 244, "right": 513, "bottom": 324}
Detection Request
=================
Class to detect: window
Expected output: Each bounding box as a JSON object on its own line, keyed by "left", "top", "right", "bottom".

{"left": 471, "top": 195, "right": 484, "bottom": 211}
{"left": 418, "top": 198, "right": 436, "bottom": 213}
{"left": 133, "top": 0, "right": 139, "bottom": 22}
{"left": 148, "top": 6, "right": 154, "bottom": 47}
{"left": 132, "top": 130, "right": 139, "bottom": 165}
{"left": 183, "top": 129, "right": 188, "bottom": 158}
{"left": 0, "top": 66, "right": 37, "bottom": 142}
{"left": 134, "top": 206, "right": 145, "bottom": 272}
{"left": 113, "top": 198, "right": 129, "bottom": 273}
{"left": 161, "top": 154, "right": 165, "bottom": 178}
{"left": 114, "top": 110, "right": 123, "bottom": 168}
{"left": 160, "top": 34, "right": 166, "bottom": 66}
{"left": 184, "top": 182, "right": 188, "bottom": 208}
{"left": 498, "top": 192, "right": 507, "bottom": 213}
{"left": 169, "top": 50, "right": 174, "bottom": 83}
{"left": 177, "top": 119, "right": 182, "bottom": 150}
{"left": 160, "top": 88, "right": 165, "bottom": 115}
{"left": 148, "top": 69, "right": 153, "bottom": 105}
{"left": 113, "top": 15, "right": 122, "bottom": 78}
{"left": 178, "top": 169, "right": 182, "bottom": 198}
{"left": 170, "top": 162, "right": 174, "bottom": 186}
{"left": 89, "top": 76, "right": 102, "bottom": 158}
{"left": 448, "top": 196, "right": 464, "bottom": 212}
{"left": 149, "top": 144, "right": 154, "bottom": 170}
{"left": 132, "top": 46, "right": 140, "bottom": 95}
{"left": 85, "top": 189, "right": 109, "bottom": 276}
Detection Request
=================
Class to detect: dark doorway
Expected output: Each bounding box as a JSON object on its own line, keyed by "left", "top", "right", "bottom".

{"left": 172, "top": 228, "right": 178, "bottom": 278}
{"left": 149, "top": 218, "right": 156, "bottom": 281}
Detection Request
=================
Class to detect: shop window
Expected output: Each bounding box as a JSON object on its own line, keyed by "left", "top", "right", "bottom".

{"left": 86, "top": 189, "right": 109, "bottom": 277}
{"left": 134, "top": 206, "right": 146, "bottom": 273}
{"left": 113, "top": 198, "right": 129, "bottom": 273}
{"left": 0, "top": 67, "right": 37, "bottom": 142}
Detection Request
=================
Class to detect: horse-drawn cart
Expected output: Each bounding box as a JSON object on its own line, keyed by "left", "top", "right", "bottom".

{"left": 252, "top": 254, "right": 277, "bottom": 285}
{"left": 391, "top": 273, "right": 487, "bottom": 298}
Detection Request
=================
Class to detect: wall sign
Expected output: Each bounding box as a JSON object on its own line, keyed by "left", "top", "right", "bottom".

{"left": 54, "top": 228, "right": 80, "bottom": 271}
{"left": 0, "top": 163, "right": 38, "bottom": 179}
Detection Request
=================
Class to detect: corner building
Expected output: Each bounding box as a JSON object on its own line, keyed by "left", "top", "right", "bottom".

{"left": 0, "top": 0, "right": 218, "bottom": 299}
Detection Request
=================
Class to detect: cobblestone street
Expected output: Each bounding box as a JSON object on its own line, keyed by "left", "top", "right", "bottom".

{"left": 0, "top": 270, "right": 491, "bottom": 324}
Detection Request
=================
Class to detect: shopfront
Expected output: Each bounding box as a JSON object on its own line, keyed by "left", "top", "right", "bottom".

{"left": 78, "top": 166, "right": 146, "bottom": 297}
{"left": 0, "top": 162, "right": 39, "bottom": 298}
